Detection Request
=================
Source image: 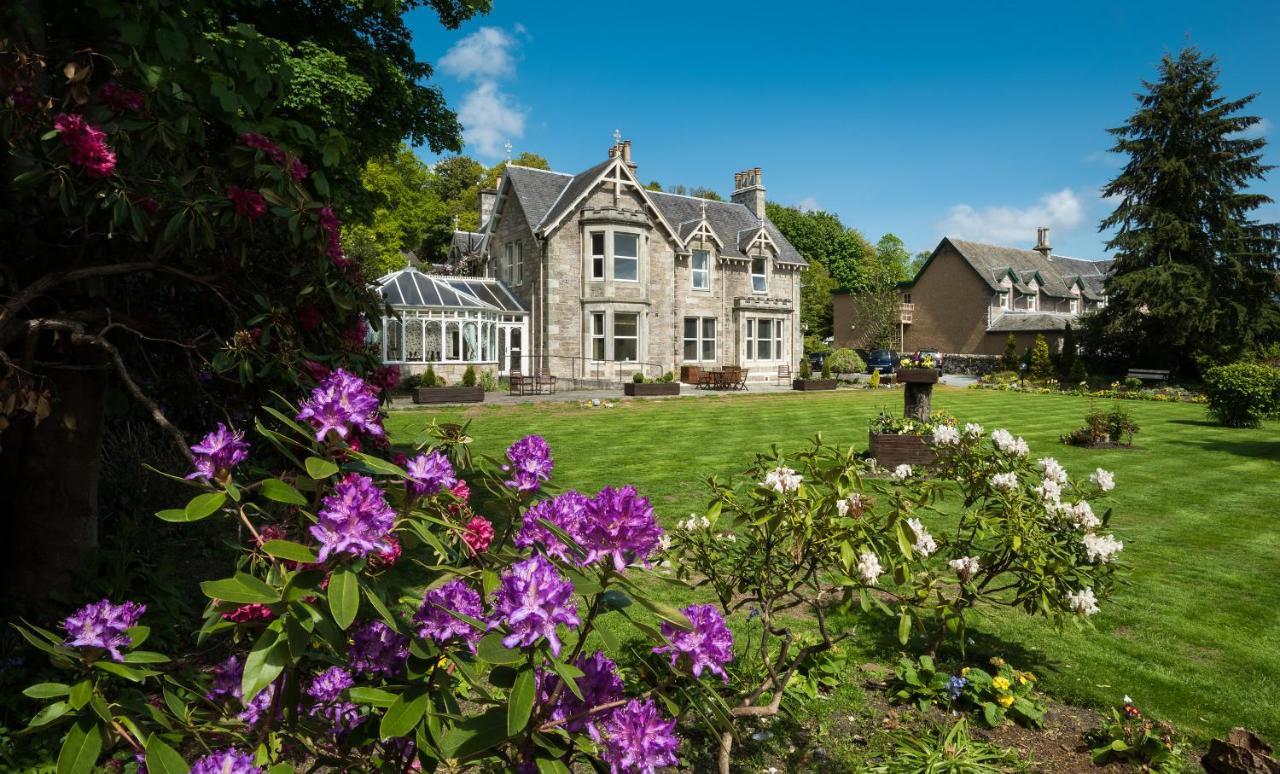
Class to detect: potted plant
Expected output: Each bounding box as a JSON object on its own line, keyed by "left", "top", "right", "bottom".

{"left": 412, "top": 365, "right": 485, "bottom": 404}
{"left": 867, "top": 412, "right": 948, "bottom": 468}
{"left": 896, "top": 353, "right": 940, "bottom": 384}
{"left": 625, "top": 371, "right": 681, "bottom": 397}
{"left": 793, "top": 358, "right": 837, "bottom": 391}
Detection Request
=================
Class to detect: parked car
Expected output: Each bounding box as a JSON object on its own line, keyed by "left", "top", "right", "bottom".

{"left": 866, "top": 349, "right": 897, "bottom": 375}
{"left": 806, "top": 351, "right": 826, "bottom": 371}
{"left": 916, "top": 348, "right": 945, "bottom": 373}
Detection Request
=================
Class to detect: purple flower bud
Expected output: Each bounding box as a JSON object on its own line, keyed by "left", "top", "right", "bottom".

{"left": 488, "top": 556, "right": 579, "bottom": 656}
{"left": 653, "top": 604, "right": 734, "bottom": 682}
{"left": 348, "top": 620, "right": 409, "bottom": 677}
{"left": 187, "top": 423, "right": 249, "bottom": 481}
{"left": 310, "top": 473, "right": 396, "bottom": 562}
{"left": 62, "top": 599, "right": 145, "bottom": 661}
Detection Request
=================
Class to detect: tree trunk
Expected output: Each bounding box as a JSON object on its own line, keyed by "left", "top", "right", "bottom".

{"left": 0, "top": 357, "right": 108, "bottom": 609}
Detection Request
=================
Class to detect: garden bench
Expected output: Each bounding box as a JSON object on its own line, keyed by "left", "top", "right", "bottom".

{"left": 508, "top": 370, "right": 529, "bottom": 395}
{"left": 776, "top": 365, "right": 791, "bottom": 385}
{"left": 534, "top": 372, "right": 557, "bottom": 394}
{"left": 1126, "top": 368, "right": 1170, "bottom": 383}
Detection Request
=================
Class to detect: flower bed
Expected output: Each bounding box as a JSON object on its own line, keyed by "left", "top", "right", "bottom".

{"left": 624, "top": 382, "right": 680, "bottom": 397}
{"left": 792, "top": 378, "right": 838, "bottom": 391}
{"left": 412, "top": 385, "right": 485, "bottom": 404}
{"left": 970, "top": 381, "right": 1206, "bottom": 404}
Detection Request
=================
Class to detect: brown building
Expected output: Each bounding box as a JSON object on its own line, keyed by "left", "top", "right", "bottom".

{"left": 834, "top": 228, "right": 1110, "bottom": 356}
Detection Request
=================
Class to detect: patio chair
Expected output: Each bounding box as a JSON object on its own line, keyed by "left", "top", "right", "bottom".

{"left": 776, "top": 364, "right": 791, "bottom": 385}
{"left": 508, "top": 370, "right": 527, "bottom": 395}
{"left": 735, "top": 368, "right": 749, "bottom": 390}
{"left": 536, "top": 372, "right": 557, "bottom": 394}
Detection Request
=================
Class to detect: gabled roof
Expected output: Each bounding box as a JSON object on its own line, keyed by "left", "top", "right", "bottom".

{"left": 533, "top": 158, "right": 615, "bottom": 234}
{"left": 987, "top": 312, "right": 1076, "bottom": 332}
{"left": 502, "top": 165, "right": 574, "bottom": 228}
{"left": 449, "top": 230, "right": 486, "bottom": 257}
{"left": 926, "top": 238, "right": 1109, "bottom": 300}
{"left": 375, "top": 266, "right": 526, "bottom": 313}
{"left": 646, "top": 190, "right": 807, "bottom": 266}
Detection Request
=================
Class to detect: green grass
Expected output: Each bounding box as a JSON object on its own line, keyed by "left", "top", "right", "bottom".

{"left": 385, "top": 388, "right": 1280, "bottom": 742}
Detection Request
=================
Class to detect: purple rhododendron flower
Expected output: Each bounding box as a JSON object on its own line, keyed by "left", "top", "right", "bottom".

{"left": 206, "top": 655, "right": 243, "bottom": 703}
{"left": 404, "top": 450, "right": 456, "bottom": 498}
{"left": 187, "top": 423, "right": 250, "bottom": 481}
{"left": 581, "top": 486, "right": 664, "bottom": 571}
{"left": 296, "top": 368, "right": 384, "bottom": 442}
{"left": 310, "top": 473, "right": 396, "bottom": 562}
{"left": 307, "top": 666, "right": 353, "bottom": 703}
{"left": 653, "top": 604, "right": 734, "bottom": 682}
{"left": 190, "top": 749, "right": 262, "bottom": 774}
{"left": 348, "top": 620, "right": 408, "bottom": 677}
{"left": 54, "top": 113, "right": 116, "bottom": 178}
{"left": 305, "top": 667, "right": 364, "bottom": 734}
{"left": 488, "top": 555, "right": 579, "bottom": 656}
{"left": 598, "top": 699, "right": 681, "bottom": 774}
{"left": 504, "top": 435, "right": 553, "bottom": 492}
{"left": 516, "top": 490, "right": 590, "bottom": 562}
{"left": 239, "top": 682, "right": 276, "bottom": 726}
{"left": 62, "top": 599, "right": 145, "bottom": 661}
{"left": 414, "top": 579, "right": 483, "bottom": 652}
{"left": 538, "top": 650, "right": 624, "bottom": 736}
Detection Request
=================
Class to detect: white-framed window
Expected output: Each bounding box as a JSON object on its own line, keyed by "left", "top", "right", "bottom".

{"left": 514, "top": 242, "right": 523, "bottom": 286}
{"left": 1069, "top": 297, "right": 1079, "bottom": 314}
{"left": 751, "top": 256, "right": 767, "bottom": 293}
{"left": 385, "top": 318, "right": 403, "bottom": 360}
{"left": 682, "top": 316, "right": 716, "bottom": 362}
{"left": 613, "top": 233, "right": 639, "bottom": 282}
{"left": 691, "top": 249, "right": 710, "bottom": 290}
{"left": 613, "top": 312, "right": 639, "bottom": 361}
{"left": 745, "top": 317, "right": 783, "bottom": 361}
{"left": 590, "top": 311, "right": 606, "bottom": 361}
{"left": 995, "top": 291, "right": 1011, "bottom": 310}
{"left": 590, "top": 232, "right": 606, "bottom": 280}
{"left": 504, "top": 243, "right": 515, "bottom": 285}
{"left": 1023, "top": 293, "right": 1037, "bottom": 311}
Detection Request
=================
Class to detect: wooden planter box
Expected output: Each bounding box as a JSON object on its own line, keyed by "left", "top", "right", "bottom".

{"left": 793, "top": 379, "right": 838, "bottom": 391}
{"left": 412, "top": 386, "right": 485, "bottom": 404}
{"left": 868, "top": 432, "right": 936, "bottom": 468}
{"left": 679, "top": 365, "right": 701, "bottom": 385}
{"left": 624, "top": 382, "right": 681, "bottom": 397}
{"left": 896, "top": 368, "right": 939, "bottom": 384}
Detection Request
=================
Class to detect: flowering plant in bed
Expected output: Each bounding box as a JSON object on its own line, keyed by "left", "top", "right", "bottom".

{"left": 892, "top": 655, "right": 1046, "bottom": 729}
{"left": 13, "top": 370, "right": 730, "bottom": 773}
{"left": 1088, "top": 696, "right": 1185, "bottom": 771}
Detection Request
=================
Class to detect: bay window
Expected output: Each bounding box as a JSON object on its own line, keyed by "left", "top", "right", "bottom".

{"left": 683, "top": 317, "right": 716, "bottom": 362}
{"left": 613, "top": 233, "right": 639, "bottom": 281}
{"left": 751, "top": 256, "right": 767, "bottom": 293}
{"left": 692, "top": 249, "right": 710, "bottom": 290}
{"left": 613, "top": 312, "right": 639, "bottom": 361}
{"left": 745, "top": 317, "right": 784, "bottom": 361}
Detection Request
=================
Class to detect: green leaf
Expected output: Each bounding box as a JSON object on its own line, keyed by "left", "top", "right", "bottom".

{"left": 122, "top": 651, "right": 170, "bottom": 664}
{"left": 632, "top": 596, "right": 692, "bottom": 631}
{"left": 56, "top": 718, "right": 102, "bottom": 774}
{"left": 507, "top": 667, "right": 536, "bottom": 735}
{"left": 28, "top": 701, "right": 70, "bottom": 728}
{"left": 897, "top": 612, "right": 912, "bottom": 645}
{"left": 349, "top": 686, "right": 398, "bottom": 707}
{"left": 93, "top": 661, "right": 153, "bottom": 682}
{"left": 349, "top": 451, "right": 405, "bottom": 477}
{"left": 242, "top": 625, "right": 287, "bottom": 702}
{"left": 144, "top": 734, "right": 187, "bottom": 774}
{"left": 380, "top": 685, "right": 431, "bottom": 738}
{"left": 184, "top": 491, "right": 227, "bottom": 521}
{"left": 23, "top": 683, "right": 70, "bottom": 699}
{"left": 327, "top": 567, "right": 359, "bottom": 630}
{"left": 305, "top": 457, "right": 340, "bottom": 480}
{"left": 441, "top": 707, "right": 508, "bottom": 758}
{"left": 536, "top": 758, "right": 572, "bottom": 774}
{"left": 68, "top": 680, "right": 91, "bottom": 709}
{"left": 201, "top": 573, "right": 280, "bottom": 604}
{"left": 476, "top": 633, "right": 524, "bottom": 665}
{"left": 266, "top": 765, "right": 295, "bottom": 774}
{"left": 261, "top": 540, "right": 318, "bottom": 564}
{"left": 261, "top": 479, "right": 307, "bottom": 506}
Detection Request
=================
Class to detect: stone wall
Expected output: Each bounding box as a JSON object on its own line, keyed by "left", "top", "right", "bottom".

{"left": 941, "top": 352, "right": 1002, "bottom": 376}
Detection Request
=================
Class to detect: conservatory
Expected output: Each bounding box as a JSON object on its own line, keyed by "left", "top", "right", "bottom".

{"left": 373, "top": 267, "right": 528, "bottom": 376}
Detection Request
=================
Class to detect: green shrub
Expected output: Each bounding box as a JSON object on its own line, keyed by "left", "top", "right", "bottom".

{"left": 999, "top": 334, "right": 1020, "bottom": 371}
{"left": 1203, "top": 362, "right": 1280, "bottom": 427}
{"left": 1067, "top": 357, "right": 1088, "bottom": 384}
{"left": 799, "top": 359, "right": 812, "bottom": 379}
{"left": 821, "top": 357, "right": 832, "bottom": 379}
{"left": 420, "top": 365, "right": 444, "bottom": 388}
{"left": 479, "top": 370, "right": 498, "bottom": 392}
{"left": 826, "top": 348, "right": 865, "bottom": 375}
{"left": 1123, "top": 376, "right": 1143, "bottom": 390}
{"left": 984, "top": 370, "right": 1020, "bottom": 386}
{"left": 660, "top": 371, "right": 675, "bottom": 383}
{"left": 632, "top": 371, "right": 645, "bottom": 383}
{"left": 876, "top": 719, "right": 1029, "bottom": 773}
{"left": 869, "top": 368, "right": 881, "bottom": 387}
{"left": 461, "top": 364, "right": 477, "bottom": 387}
{"left": 1028, "top": 334, "right": 1053, "bottom": 380}
{"left": 891, "top": 655, "right": 1047, "bottom": 729}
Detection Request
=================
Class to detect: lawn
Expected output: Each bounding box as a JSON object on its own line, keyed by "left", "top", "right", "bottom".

{"left": 385, "top": 387, "right": 1280, "bottom": 743}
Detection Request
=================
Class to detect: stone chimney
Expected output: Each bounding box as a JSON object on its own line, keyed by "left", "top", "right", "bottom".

{"left": 479, "top": 187, "right": 497, "bottom": 227}
{"left": 1033, "top": 226, "right": 1052, "bottom": 257}
{"left": 731, "top": 167, "right": 766, "bottom": 220}
{"left": 621, "top": 139, "right": 636, "bottom": 171}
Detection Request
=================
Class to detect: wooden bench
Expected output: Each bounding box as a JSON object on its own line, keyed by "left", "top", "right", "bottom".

{"left": 1126, "top": 368, "right": 1170, "bottom": 383}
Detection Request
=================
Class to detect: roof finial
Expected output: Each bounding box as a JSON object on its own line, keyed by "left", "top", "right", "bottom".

{"left": 700, "top": 199, "right": 707, "bottom": 220}
{"left": 503, "top": 141, "right": 512, "bottom": 163}
{"left": 452, "top": 214, "right": 459, "bottom": 230}
{"left": 612, "top": 128, "right": 621, "bottom": 146}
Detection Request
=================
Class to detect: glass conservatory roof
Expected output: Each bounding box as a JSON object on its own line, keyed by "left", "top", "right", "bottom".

{"left": 374, "top": 267, "right": 526, "bottom": 314}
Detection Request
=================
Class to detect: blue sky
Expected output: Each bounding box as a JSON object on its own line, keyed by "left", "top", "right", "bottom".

{"left": 407, "top": 1, "right": 1280, "bottom": 260}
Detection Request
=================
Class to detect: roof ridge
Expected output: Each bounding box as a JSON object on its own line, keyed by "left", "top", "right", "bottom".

{"left": 649, "top": 189, "right": 740, "bottom": 206}
{"left": 507, "top": 164, "right": 572, "bottom": 176}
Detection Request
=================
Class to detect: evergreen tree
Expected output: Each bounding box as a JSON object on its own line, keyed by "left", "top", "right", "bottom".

{"left": 1095, "top": 47, "right": 1280, "bottom": 372}
{"left": 1058, "top": 322, "right": 1079, "bottom": 378}
{"left": 999, "top": 334, "right": 1020, "bottom": 371}
{"left": 1029, "top": 335, "right": 1054, "bottom": 380}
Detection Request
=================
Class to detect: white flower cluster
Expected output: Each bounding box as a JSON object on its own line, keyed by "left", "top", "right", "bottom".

{"left": 990, "top": 472, "right": 1018, "bottom": 491}
{"left": 1090, "top": 468, "right": 1115, "bottom": 492}
{"left": 963, "top": 422, "right": 984, "bottom": 437}
{"left": 1035, "top": 478, "right": 1062, "bottom": 502}
{"left": 762, "top": 466, "right": 803, "bottom": 493}
{"left": 677, "top": 514, "right": 711, "bottom": 531}
{"left": 990, "top": 428, "right": 1029, "bottom": 456}
{"left": 932, "top": 425, "right": 960, "bottom": 446}
{"left": 906, "top": 517, "right": 937, "bottom": 556}
{"left": 1082, "top": 532, "right": 1123, "bottom": 564}
{"left": 891, "top": 464, "right": 913, "bottom": 482}
{"left": 835, "top": 493, "right": 865, "bottom": 517}
{"left": 1066, "top": 587, "right": 1100, "bottom": 616}
{"left": 1038, "top": 457, "right": 1068, "bottom": 484}
{"left": 948, "top": 555, "right": 981, "bottom": 581}
{"left": 1049, "top": 499, "right": 1101, "bottom": 530}
{"left": 857, "top": 551, "right": 883, "bottom": 585}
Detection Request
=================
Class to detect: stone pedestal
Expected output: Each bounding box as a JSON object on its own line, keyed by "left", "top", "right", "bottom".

{"left": 897, "top": 368, "right": 938, "bottom": 421}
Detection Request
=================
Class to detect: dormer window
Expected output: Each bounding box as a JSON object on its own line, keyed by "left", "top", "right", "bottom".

{"left": 613, "top": 233, "right": 639, "bottom": 281}
{"left": 751, "top": 256, "right": 767, "bottom": 293}
{"left": 1069, "top": 297, "right": 1079, "bottom": 314}
{"left": 691, "top": 249, "right": 711, "bottom": 290}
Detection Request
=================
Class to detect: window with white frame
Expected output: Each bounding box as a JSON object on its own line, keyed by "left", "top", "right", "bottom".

{"left": 691, "top": 249, "right": 710, "bottom": 290}
{"left": 1069, "top": 297, "right": 1079, "bottom": 314}
{"left": 613, "top": 312, "right": 639, "bottom": 361}
{"left": 682, "top": 317, "right": 716, "bottom": 362}
{"left": 514, "top": 242, "right": 523, "bottom": 286}
{"left": 745, "top": 317, "right": 783, "bottom": 361}
{"left": 751, "top": 256, "right": 767, "bottom": 293}
{"left": 613, "top": 233, "right": 639, "bottom": 281}
{"left": 590, "top": 312, "right": 606, "bottom": 361}
{"left": 590, "top": 233, "right": 605, "bottom": 280}
{"left": 504, "top": 243, "right": 515, "bottom": 284}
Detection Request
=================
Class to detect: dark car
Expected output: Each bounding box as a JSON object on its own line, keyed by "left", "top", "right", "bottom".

{"left": 806, "top": 351, "right": 825, "bottom": 371}
{"left": 916, "top": 348, "right": 944, "bottom": 374}
{"left": 866, "top": 349, "right": 897, "bottom": 375}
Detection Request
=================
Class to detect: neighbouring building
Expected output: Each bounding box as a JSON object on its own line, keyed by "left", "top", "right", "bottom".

{"left": 374, "top": 138, "right": 807, "bottom": 383}
{"left": 834, "top": 227, "right": 1110, "bottom": 356}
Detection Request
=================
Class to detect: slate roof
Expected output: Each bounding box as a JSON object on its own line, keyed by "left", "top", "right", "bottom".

{"left": 375, "top": 266, "right": 526, "bottom": 313}
{"left": 987, "top": 312, "right": 1075, "bottom": 332}
{"left": 942, "top": 238, "right": 1109, "bottom": 300}
{"left": 497, "top": 161, "right": 807, "bottom": 267}
{"left": 449, "top": 230, "right": 486, "bottom": 256}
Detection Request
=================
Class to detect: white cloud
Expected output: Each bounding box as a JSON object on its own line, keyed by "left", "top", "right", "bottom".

{"left": 456, "top": 81, "right": 526, "bottom": 158}
{"left": 937, "top": 189, "right": 1085, "bottom": 245}
{"left": 1234, "top": 117, "right": 1270, "bottom": 139}
{"left": 795, "top": 196, "right": 820, "bottom": 212}
{"left": 439, "top": 26, "right": 529, "bottom": 159}
{"left": 440, "top": 27, "right": 518, "bottom": 82}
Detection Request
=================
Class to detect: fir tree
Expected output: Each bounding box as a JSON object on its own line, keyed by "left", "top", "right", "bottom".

{"left": 999, "top": 334, "right": 1020, "bottom": 371}
{"left": 1095, "top": 47, "right": 1280, "bottom": 372}
{"left": 1058, "top": 322, "right": 1079, "bottom": 378}
{"left": 1029, "top": 335, "right": 1054, "bottom": 380}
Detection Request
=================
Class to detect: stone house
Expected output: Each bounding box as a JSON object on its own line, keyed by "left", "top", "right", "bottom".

{"left": 418, "top": 139, "right": 808, "bottom": 383}
{"left": 833, "top": 228, "right": 1110, "bottom": 357}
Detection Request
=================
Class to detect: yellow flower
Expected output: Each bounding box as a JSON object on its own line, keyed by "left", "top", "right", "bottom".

{"left": 992, "top": 676, "right": 1011, "bottom": 691}
{"left": 989, "top": 657, "right": 1006, "bottom": 668}
{"left": 1017, "top": 673, "right": 1029, "bottom": 685}
{"left": 960, "top": 667, "right": 970, "bottom": 677}
{"left": 997, "top": 694, "right": 1015, "bottom": 708}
